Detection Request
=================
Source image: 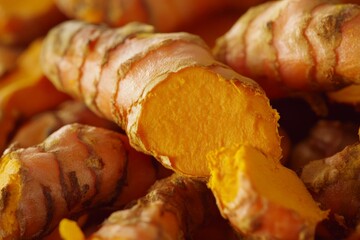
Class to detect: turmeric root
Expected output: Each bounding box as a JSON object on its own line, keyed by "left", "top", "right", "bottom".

{"left": 41, "top": 20, "right": 281, "bottom": 177}
{"left": 207, "top": 145, "right": 328, "bottom": 239}
{"left": 301, "top": 141, "right": 360, "bottom": 231}
{"left": 289, "top": 120, "right": 359, "bottom": 173}
{"left": 54, "top": 0, "right": 266, "bottom": 33}
{"left": 0, "top": 39, "right": 69, "bottom": 153}
{"left": 70, "top": 174, "right": 216, "bottom": 240}
{"left": 0, "top": 123, "right": 157, "bottom": 239}
{"left": 11, "top": 100, "right": 119, "bottom": 148}
{"left": 0, "top": 0, "right": 66, "bottom": 46}
{"left": 214, "top": 0, "right": 360, "bottom": 98}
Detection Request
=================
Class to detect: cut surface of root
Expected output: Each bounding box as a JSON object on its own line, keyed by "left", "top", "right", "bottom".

{"left": 137, "top": 66, "right": 280, "bottom": 177}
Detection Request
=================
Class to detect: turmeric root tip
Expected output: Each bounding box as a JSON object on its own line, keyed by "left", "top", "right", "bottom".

{"left": 89, "top": 174, "right": 211, "bottom": 240}
{"left": 208, "top": 145, "right": 328, "bottom": 239}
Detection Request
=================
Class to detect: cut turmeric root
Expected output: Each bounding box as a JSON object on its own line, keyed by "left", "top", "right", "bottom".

{"left": 0, "top": 39, "right": 69, "bottom": 153}
{"left": 76, "top": 174, "right": 215, "bottom": 240}
{"left": 207, "top": 145, "right": 328, "bottom": 239}
{"left": 41, "top": 20, "right": 281, "bottom": 177}
{"left": 214, "top": 0, "right": 360, "bottom": 98}
{"left": 0, "top": 123, "right": 157, "bottom": 239}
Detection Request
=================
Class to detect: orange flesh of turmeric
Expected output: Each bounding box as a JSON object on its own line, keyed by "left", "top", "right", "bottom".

{"left": 208, "top": 145, "right": 328, "bottom": 226}
{"left": 59, "top": 219, "right": 85, "bottom": 240}
{"left": 137, "top": 66, "right": 281, "bottom": 177}
{"left": 241, "top": 146, "right": 326, "bottom": 223}
{"left": 0, "top": 155, "right": 21, "bottom": 240}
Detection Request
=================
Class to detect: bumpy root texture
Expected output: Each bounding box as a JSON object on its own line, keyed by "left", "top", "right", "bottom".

{"left": 0, "top": 123, "right": 157, "bottom": 239}
{"left": 214, "top": 0, "right": 360, "bottom": 98}
{"left": 84, "top": 174, "right": 214, "bottom": 240}
{"left": 0, "top": 0, "right": 66, "bottom": 46}
{"left": 0, "top": 39, "right": 69, "bottom": 154}
{"left": 41, "top": 20, "right": 281, "bottom": 177}
{"left": 289, "top": 120, "right": 359, "bottom": 174}
{"left": 54, "top": 0, "right": 266, "bottom": 33}
{"left": 208, "top": 145, "right": 328, "bottom": 239}
{"left": 301, "top": 141, "right": 360, "bottom": 229}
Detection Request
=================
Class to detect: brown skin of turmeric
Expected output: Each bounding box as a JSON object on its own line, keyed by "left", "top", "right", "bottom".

{"left": 0, "top": 123, "right": 157, "bottom": 239}
{"left": 214, "top": 0, "right": 360, "bottom": 98}
{"left": 87, "top": 174, "right": 216, "bottom": 240}
{"left": 289, "top": 120, "right": 359, "bottom": 174}
{"left": 301, "top": 141, "right": 360, "bottom": 232}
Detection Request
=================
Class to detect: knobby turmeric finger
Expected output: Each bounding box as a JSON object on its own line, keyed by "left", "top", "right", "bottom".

{"left": 301, "top": 141, "right": 360, "bottom": 231}
{"left": 214, "top": 0, "right": 360, "bottom": 98}
{"left": 0, "top": 123, "right": 157, "bottom": 239}
{"left": 289, "top": 120, "right": 359, "bottom": 174}
{"left": 41, "top": 20, "right": 282, "bottom": 177}
{"left": 86, "top": 174, "right": 216, "bottom": 240}
{"left": 207, "top": 145, "right": 328, "bottom": 239}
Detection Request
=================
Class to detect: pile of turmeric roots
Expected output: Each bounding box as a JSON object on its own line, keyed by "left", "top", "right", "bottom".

{"left": 0, "top": 0, "right": 359, "bottom": 239}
